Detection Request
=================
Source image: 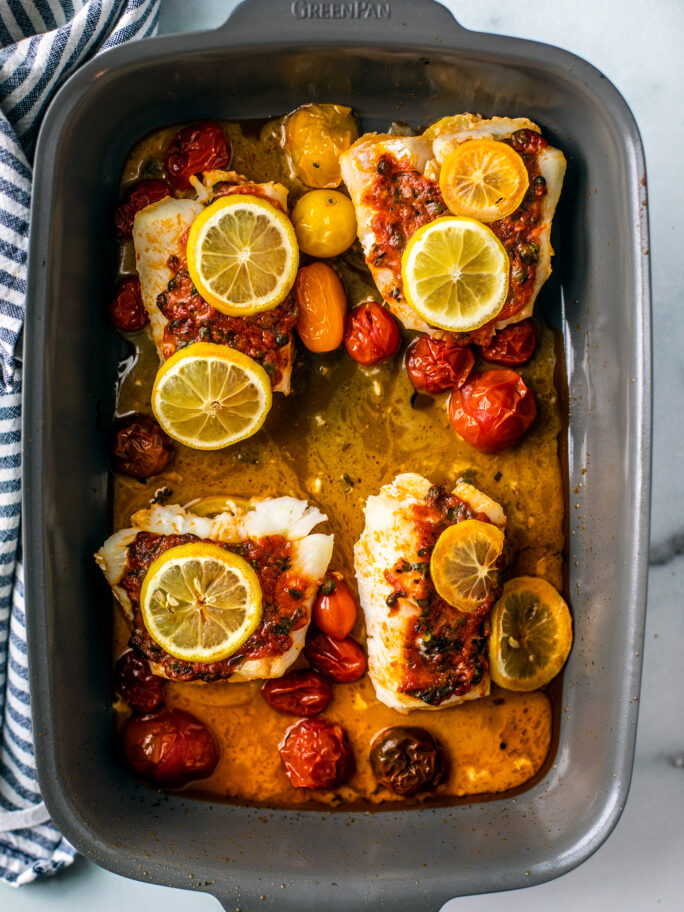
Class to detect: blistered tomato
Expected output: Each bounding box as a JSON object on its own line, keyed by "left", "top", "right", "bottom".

{"left": 279, "top": 718, "right": 354, "bottom": 789}
{"left": 406, "top": 335, "right": 475, "bottom": 394}
{"left": 448, "top": 368, "right": 536, "bottom": 453}
{"left": 109, "top": 276, "right": 148, "bottom": 332}
{"left": 261, "top": 670, "right": 332, "bottom": 717}
{"left": 294, "top": 262, "right": 347, "bottom": 352}
{"left": 344, "top": 300, "right": 400, "bottom": 366}
{"left": 123, "top": 708, "right": 218, "bottom": 785}
{"left": 370, "top": 727, "right": 447, "bottom": 796}
{"left": 114, "top": 179, "right": 170, "bottom": 237}
{"left": 305, "top": 629, "right": 366, "bottom": 683}
{"left": 313, "top": 573, "right": 357, "bottom": 639}
{"left": 284, "top": 103, "right": 358, "bottom": 188}
{"left": 114, "top": 649, "right": 165, "bottom": 713}
{"left": 164, "top": 122, "right": 230, "bottom": 190}
{"left": 291, "top": 190, "right": 357, "bottom": 258}
{"left": 476, "top": 319, "right": 537, "bottom": 366}
{"left": 113, "top": 414, "right": 174, "bottom": 478}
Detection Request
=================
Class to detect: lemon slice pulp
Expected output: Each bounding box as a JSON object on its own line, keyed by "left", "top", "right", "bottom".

{"left": 187, "top": 194, "right": 299, "bottom": 316}
{"left": 488, "top": 576, "right": 572, "bottom": 692}
{"left": 429, "top": 519, "right": 505, "bottom": 613}
{"left": 439, "top": 139, "right": 529, "bottom": 223}
{"left": 140, "top": 542, "right": 263, "bottom": 663}
{"left": 401, "top": 216, "right": 509, "bottom": 332}
{"left": 151, "top": 342, "right": 272, "bottom": 450}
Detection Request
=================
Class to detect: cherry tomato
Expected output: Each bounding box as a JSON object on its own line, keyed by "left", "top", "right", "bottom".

{"left": 448, "top": 368, "right": 537, "bottom": 453}
{"left": 291, "top": 190, "right": 357, "bottom": 257}
{"left": 113, "top": 414, "right": 174, "bottom": 478}
{"left": 278, "top": 718, "right": 354, "bottom": 789}
{"left": 114, "top": 179, "right": 170, "bottom": 238}
{"left": 115, "top": 649, "right": 165, "bottom": 713}
{"left": 294, "top": 262, "right": 347, "bottom": 353}
{"left": 313, "top": 573, "right": 357, "bottom": 639}
{"left": 476, "top": 319, "right": 537, "bottom": 366}
{"left": 406, "top": 336, "right": 475, "bottom": 394}
{"left": 109, "top": 276, "right": 148, "bottom": 332}
{"left": 370, "top": 727, "right": 447, "bottom": 796}
{"left": 305, "top": 629, "right": 366, "bottom": 683}
{"left": 164, "top": 122, "right": 231, "bottom": 190}
{"left": 284, "top": 103, "right": 358, "bottom": 189}
{"left": 344, "top": 300, "right": 400, "bottom": 366}
{"left": 261, "top": 669, "right": 332, "bottom": 717}
{"left": 124, "top": 708, "right": 218, "bottom": 785}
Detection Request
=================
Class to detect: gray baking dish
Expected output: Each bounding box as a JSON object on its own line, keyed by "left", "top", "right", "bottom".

{"left": 22, "top": 0, "right": 652, "bottom": 908}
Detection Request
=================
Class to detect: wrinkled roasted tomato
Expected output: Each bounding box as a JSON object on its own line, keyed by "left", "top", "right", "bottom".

{"left": 370, "top": 727, "right": 447, "bottom": 796}
{"left": 305, "top": 629, "right": 366, "bottom": 682}
{"left": 477, "top": 319, "right": 537, "bottom": 366}
{"left": 114, "top": 179, "right": 171, "bottom": 237}
{"left": 448, "top": 368, "right": 537, "bottom": 453}
{"left": 109, "top": 276, "right": 148, "bottom": 332}
{"left": 406, "top": 336, "right": 475, "bottom": 394}
{"left": 261, "top": 670, "right": 332, "bottom": 717}
{"left": 279, "top": 718, "right": 354, "bottom": 789}
{"left": 124, "top": 708, "right": 218, "bottom": 785}
{"left": 115, "top": 649, "right": 165, "bottom": 714}
{"left": 164, "top": 122, "right": 231, "bottom": 190}
{"left": 344, "top": 300, "right": 400, "bottom": 366}
{"left": 294, "top": 262, "right": 347, "bottom": 353}
{"left": 313, "top": 573, "right": 357, "bottom": 640}
{"left": 113, "top": 414, "right": 174, "bottom": 478}
{"left": 284, "top": 103, "right": 358, "bottom": 188}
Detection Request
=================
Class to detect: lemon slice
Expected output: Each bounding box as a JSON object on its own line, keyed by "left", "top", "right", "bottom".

{"left": 439, "top": 139, "right": 529, "bottom": 222}
{"left": 186, "top": 194, "right": 299, "bottom": 316}
{"left": 401, "top": 216, "right": 509, "bottom": 332}
{"left": 488, "top": 577, "right": 572, "bottom": 691}
{"left": 140, "top": 542, "right": 262, "bottom": 663}
{"left": 429, "top": 519, "right": 505, "bottom": 613}
{"left": 151, "top": 342, "right": 272, "bottom": 450}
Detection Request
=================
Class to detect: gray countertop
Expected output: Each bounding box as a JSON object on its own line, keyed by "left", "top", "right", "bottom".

{"left": 3, "top": 0, "right": 683, "bottom": 908}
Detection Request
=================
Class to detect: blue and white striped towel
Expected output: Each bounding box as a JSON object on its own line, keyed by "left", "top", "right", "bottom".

{"left": 0, "top": 0, "right": 160, "bottom": 886}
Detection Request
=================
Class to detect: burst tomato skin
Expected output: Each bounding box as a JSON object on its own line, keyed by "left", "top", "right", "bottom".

{"left": 313, "top": 573, "right": 357, "bottom": 639}
{"left": 448, "top": 368, "right": 536, "bottom": 453}
{"left": 278, "top": 718, "right": 354, "bottom": 789}
{"left": 476, "top": 319, "right": 537, "bottom": 366}
{"left": 261, "top": 670, "right": 332, "bottom": 717}
{"left": 406, "top": 336, "right": 475, "bottom": 394}
{"left": 344, "top": 300, "right": 400, "bottom": 365}
{"left": 123, "top": 708, "right": 218, "bottom": 785}
{"left": 113, "top": 414, "right": 174, "bottom": 478}
{"left": 109, "top": 276, "right": 148, "bottom": 332}
{"left": 305, "top": 629, "right": 366, "bottom": 683}
{"left": 115, "top": 649, "right": 165, "bottom": 713}
{"left": 164, "top": 122, "right": 231, "bottom": 190}
{"left": 114, "top": 179, "right": 171, "bottom": 237}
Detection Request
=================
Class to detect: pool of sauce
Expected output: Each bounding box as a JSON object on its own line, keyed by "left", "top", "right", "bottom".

{"left": 111, "top": 116, "right": 565, "bottom": 809}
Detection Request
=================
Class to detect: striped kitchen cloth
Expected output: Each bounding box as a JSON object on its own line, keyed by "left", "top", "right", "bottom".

{"left": 0, "top": 0, "right": 160, "bottom": 886}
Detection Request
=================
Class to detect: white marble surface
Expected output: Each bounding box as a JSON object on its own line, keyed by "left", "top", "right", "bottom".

{"left": 3, "top": 0, "right": 683, "bottom": 909}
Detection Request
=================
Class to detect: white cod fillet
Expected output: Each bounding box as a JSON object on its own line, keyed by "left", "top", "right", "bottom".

{"left": 354, "top": 472, "right": 506, "bottom": 712}
{"left": 339, "top": 114, "right": 566, "bottom": 336}
{"left": 95, "top": 497, "right": 333, "bottom": 682}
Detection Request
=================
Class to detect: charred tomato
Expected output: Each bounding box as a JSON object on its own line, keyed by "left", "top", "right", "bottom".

{"left": 370, "top": 727, "right": 447, "bottom": 796}
{"left": 115, "top": 649, "right": 165, "bottom": 714}
{"left": 164, "top": 122, "right": 231, "bottom": 190}
{"left": 406, "top": 335, "right": 475, "bottom": 394}
{"left": 448, "top": 368, "right": 537, "bottom": 453}
{"left": 261, "top": 670, "right": 332, "bottom": 717}
{"left": 113, "top": 414, "right": 175, "bottom": 478}
{"left": 123, "top": 708, "right": 218, "bottom": 785}
{"left": 344, "top": 300, "right": 400, "bottom": 365}
{"left": 279, "top": 718, "right": 354, "bottom": 789}
{"left": 305, "top": 629, "right": 366, "bottom": 683}
{"left": 476, "top": 319, "right": 537, "bottom": 366}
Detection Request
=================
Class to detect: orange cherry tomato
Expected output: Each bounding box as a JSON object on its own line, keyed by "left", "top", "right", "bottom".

{"left": 294, "top": 263, "right": 347, "bottom": 353}
{"left": 313, "top": 572, "right": 358, "bottom": 639}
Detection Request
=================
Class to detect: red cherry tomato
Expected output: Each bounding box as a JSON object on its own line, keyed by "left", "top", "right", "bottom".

{"left": 109, "top": 277, "right": 148, "bottom": 332}
{"left": 305, "top": 629, "right": 366, "bottom": 683}
{"left": 114, "top": 179, "right": 171, "bottom": 238}
{"left": 123, "top": 708, "right": 218, "bottom": 785}
{"left": 448, "top": 369, "right": 536, "bottom": 453}
{"left": 261, "top": 670, "right": 332, "bottom": 717}
{"left": 406, "top": 336, "right": 475, "bottom": 394}
{"left": 164, "top": 122, "right": 231, "bottom": 190}
{"left": 476, "top": 319, "right": 537, "bottom": 366}
{"left": 115, "top": 649, "right": 165, "bottom": 713}
{"left": 313, "top": 573, "right": 357, "bottom": 639}
{"left": 113, "top": 414, "right": 174, "bottom": 478}
{"left": 344, "top": 300, "right": 400, "bottom": 365}
{"left": 279, "top": 718, "right": 354, "bottom": 789}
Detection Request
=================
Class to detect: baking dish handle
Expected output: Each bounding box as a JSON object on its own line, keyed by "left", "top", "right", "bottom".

{"left": 221, "top": 0, "right": 466, "bottom": 43}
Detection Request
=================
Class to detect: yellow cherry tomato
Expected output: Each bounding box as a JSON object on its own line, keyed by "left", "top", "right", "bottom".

{"left": 294, "top": 262, "right": 347, "bottom": 353}
{"left": 291, "top": 190, "right": 357, "bottom": 258}
{"left": 284, "top": 104, "right": 358, "bottom": 188}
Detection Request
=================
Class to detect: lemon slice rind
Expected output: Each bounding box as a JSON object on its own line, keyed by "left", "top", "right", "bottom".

{"left": 429, "top": 518, "right": 505, "bottom": 614}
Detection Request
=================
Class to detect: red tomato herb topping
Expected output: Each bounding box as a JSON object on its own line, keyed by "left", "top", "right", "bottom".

{"left": 261, "top": 669, "right": 332, "bottom": 717}
{"left": 124, "top": 707, "right": 218, "bottom": 785}
{"left": 109, "top": 276, "right": 148, "bottom": 333}
{"left": 279, "top": 718, "right": 354, "bottom": 789}
{"left": 164, "top": 122, "right": 231, "bottom": 190}
{"left": 477, "top": 319, "right": 537, "bottom": 366}
{"left": 344, "top": 300, "right": 400, "bottom": 365}
{"left": 406, "top": 336, "right": 475, "bottom": 394}
{"left": 448, "top": 368, "right": 537, "bottom": 453}
{"left": 305, "top": 629, "right": 366, "bottom": 683}
{"left": 114, "top": 179, "right": 170, "bottom": 238}
{"left": 114, "top": 649, "right": 165, "bottom": 713}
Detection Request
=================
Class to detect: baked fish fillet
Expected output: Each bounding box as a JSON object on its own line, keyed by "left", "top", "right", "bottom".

{"left": 339, "top": 114, "right": 566, "bottom": 339}
{"left": 96, "top": 497, "right": 333, "bottom": 682}
{"left": 354, "top": 472, "right": 506, "bottom": 712}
